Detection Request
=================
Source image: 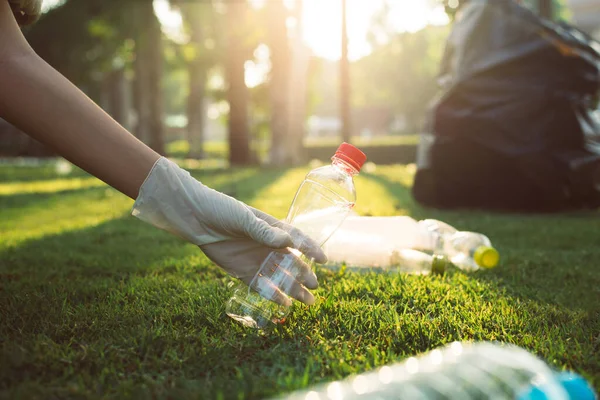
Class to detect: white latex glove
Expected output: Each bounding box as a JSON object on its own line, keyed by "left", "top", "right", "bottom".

{"left": 201, "top": 208, "right": 324, "bottom": 306}
{"left": 131, "top": 157, "right": 326, "bottom": 305}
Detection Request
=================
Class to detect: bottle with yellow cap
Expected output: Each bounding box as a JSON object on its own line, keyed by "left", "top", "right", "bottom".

{"left": 388, "top": 248, "right": 449, "bottom": 275}
{"left": 419, "top": 219, "right": 500, "bottom": 271}
{"left": 438, "top": 230, "right": 499, "bottom": 271}
{"left": 323, "top": 247, "right": 449, "bottom": 276}
{"left": 322, "top": 216, "right": 499, "bottom": 273}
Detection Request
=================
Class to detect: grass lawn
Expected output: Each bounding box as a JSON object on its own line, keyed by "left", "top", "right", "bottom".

{"left": 1, "top": 160, "right": 599, "bottom": 399}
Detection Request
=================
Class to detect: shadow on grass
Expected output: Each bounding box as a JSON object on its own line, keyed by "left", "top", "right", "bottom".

{"left": 1, "top": 167, "right": 290, "bottom": 231}
{"left": 0, "top": 213, "right": 252, "bottom": 397}
{"left": 0, "top": 166, "right": 289, "bottom": 318}
{"left": 0, "top": 158, "right": 238, "bottom": 186}
{"left": 0, "top": 184, "right": 110, "bottom": 211}
{"left": 0, "top": 167, "right": 301, "bottom": 397}
{"left": 0, "top": 164, "right": 92, "bottom": 183}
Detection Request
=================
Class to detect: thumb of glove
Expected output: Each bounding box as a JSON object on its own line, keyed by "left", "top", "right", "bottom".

{"left": 245, "top": 218, "right": 294, "bottom": 249}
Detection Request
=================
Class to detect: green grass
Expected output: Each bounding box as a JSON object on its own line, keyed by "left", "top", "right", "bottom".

{"left": 1, "top": 160, "right": 599, "bottom": 399}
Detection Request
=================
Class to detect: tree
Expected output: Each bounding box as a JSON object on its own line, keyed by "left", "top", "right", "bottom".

{"left": 340, "top": 0, "right": 351, "bottom": 143}
{"left": 307, "top": 58, "right": 339, "bottom": 117}
{"left": 442, "top": 0, "right": 570, "bottom": 21}
{"left": 185, "top": 35, "right": 208, "bottom": 159}
{"left": 133, "top": 0, "right": 165, "bottom": 155}
{"left": 353, "top": 2, "right": 449, "bottom": 131}
{"left": 263, "top": 0, "right": 309, "bottom": 166}
{"left": 538, "top": 0, "right": 553, "bottom": 18}
{"left": 286, "top": 0, "right": 309, "bottom": 164}
{"left": 22, "top": 0, "right": 136, "bottom": 152}
{"left": 225, "top": 1, "right": 252, "bottom": 165}
{"left": 24, "top": 0, "right": 124, "bottom": 101}
{"left": 132, "top": 28, "right": 151, "bottom": 144}
{"left": 266, "top": 0, "right": 291, "bottom": 165}
{"left": 102, "top": 62, "right": 128, "bottom": 129}
{"left": 171, "top": 0, "right": 223, "bottom": 159}
{"left": 351, "top": 24, "right": 450, "bottom": 132}
{"left": 24, "top": 0, "right": 166, "bottom": 153}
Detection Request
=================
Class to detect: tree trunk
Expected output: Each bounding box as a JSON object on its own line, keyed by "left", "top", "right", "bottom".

{"left": 287, "top": 0, "right": 308, "bottom": 164}
{"left": 538, "top": 0, "right": 553, "bottom": 19}
{"left": 133, "top": 0, "right": 165, "bottom": 155}
{"left": 133, "top": 47, "right": 150, "bottom": 144}
{"left": 185, "top": 7, "right": 207, "bottom": 160}
{"left": 147, "top": 3, "right": 165, "bottom": 156}
{"left": 105, "top": 67, "right": 128, "bottom": 129}
{"left": 225, "top": 1, "right": 251, "bottom": 165}
{"left": 340, "top": 0, "right": 351, "bottom": 143}
{"left": 187, "top": 62, "right": 206, "bottom": 159}
{"left": 267, "top": 0, "right": 292, "bottom": 165}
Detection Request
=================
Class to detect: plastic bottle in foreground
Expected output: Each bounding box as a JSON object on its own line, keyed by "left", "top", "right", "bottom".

{"left": 272, "top": 341, "right": 597, "bottom": 400}
{"left": 226, "top": 143, "right": 366, "bottom": 329}
{"left": 322, "top": 216, "right": 499, "bottom": 272}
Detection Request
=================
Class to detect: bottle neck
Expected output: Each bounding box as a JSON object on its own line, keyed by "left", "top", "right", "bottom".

{"left": 332, "top": 157, "right": 359, "bottom": 176}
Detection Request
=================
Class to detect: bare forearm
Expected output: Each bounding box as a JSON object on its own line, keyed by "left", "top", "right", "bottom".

{"left": 0, "top": 52, "right": 160, "bottom": 199}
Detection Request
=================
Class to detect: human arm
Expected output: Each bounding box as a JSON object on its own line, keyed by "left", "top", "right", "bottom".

{"left": 0, "top": 2, "right": 325, "bottom": 305}
{"left": 0, "top": 0, "right": 159, "bottom": 199}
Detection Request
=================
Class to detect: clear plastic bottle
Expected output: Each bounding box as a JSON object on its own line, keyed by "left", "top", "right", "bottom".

{"left": 322, "top": 216, "right": 499, "bottom": 272}
{"left": 273, "top": 341, "right": 597, "bottom": 400}
{"left": 226, "top": 143, "right": 366, "bottom": 329}
{"left": 420, "top": 219, "right": 499, "bottom": 272}
{"left": 439, "top": 230, "right": 498, "bottom": 271}
{"left": 419, "top": 218, "right": 458, "bottom": 236}
{"left": 388, "top": 249, "right": 447, "bottom": 275}
{"left": 323, "top": 245, "right": 447, "bottom": 276}
{"left": 323, "top": 216, "right": 435, "bottom": 255}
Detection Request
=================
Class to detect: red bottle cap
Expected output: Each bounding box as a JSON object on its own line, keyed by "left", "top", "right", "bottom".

{"left": 333, "top": 142, "right": 367, "bottom": 172}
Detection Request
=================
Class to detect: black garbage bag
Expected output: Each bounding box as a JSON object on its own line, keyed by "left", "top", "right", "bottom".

{"left": 412, "top": 0, "right": 600, "bottom": 212}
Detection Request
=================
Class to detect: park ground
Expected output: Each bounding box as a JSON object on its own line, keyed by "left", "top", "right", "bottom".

{"left": 1, "top": 157, "right": 599, "bottom": 399}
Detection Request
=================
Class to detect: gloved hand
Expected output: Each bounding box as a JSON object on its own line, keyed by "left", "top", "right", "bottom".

{"left": 131, "top": 157, "right": 326, "bottom": 305}
{"left": 201, "top": 207, "right": 325, "bottom": 306}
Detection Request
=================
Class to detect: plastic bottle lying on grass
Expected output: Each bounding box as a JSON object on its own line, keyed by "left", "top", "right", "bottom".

{"left": 420, "top": 218, "right": 499, "bottom": 272}
{"left": 272, "top": 341, "right": 597, "bottom": 400}
{"left": 322, "top": 216, "right": 499, "bottom": 273}
{"left": 323, "top": 247, "right": 448, "bottom": 276}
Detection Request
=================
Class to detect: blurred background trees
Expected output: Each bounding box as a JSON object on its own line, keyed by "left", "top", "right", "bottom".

{"left": 0, "top": 0, "right": 577, "bottom": 164}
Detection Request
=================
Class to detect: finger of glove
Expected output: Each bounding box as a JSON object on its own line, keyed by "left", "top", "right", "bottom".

{"left": 284, "top": 278, "right": 316, "bottom": 306}
{"left": 245, "top": 250, "right": 318, "bottom": 305}
{"left": 249, "top": 250, "right": 318, "bottom": 291}
{"left": 248, "top": 207, "right": 282, "bottom": 228}
{"left": 247, "top": 207, "right": 326, "bottom": 264}
{"left": 265, "top": 252, "right": 316, "bottom": 304}
{"left": 253, "top": 273, "right": 316, "bottom": 306}
{"left": 251, "top": 275, "right": 294, "bottom": 307}
{"left": 280, "top": 249, "right": 318, "bottom": 290}
{"left": 288, "top": 227, "right": 327, "bottom": 264}
{"left": 245, "top": 217, "right": 294, "bottom": 249}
